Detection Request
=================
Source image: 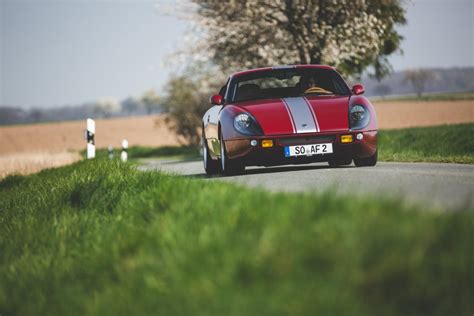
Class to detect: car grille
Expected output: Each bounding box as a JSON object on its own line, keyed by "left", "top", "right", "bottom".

{"left": 279, "top": 135, "right": 336, "bottom": 146}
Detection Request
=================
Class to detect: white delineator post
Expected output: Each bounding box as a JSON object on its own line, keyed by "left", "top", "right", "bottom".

{"left": 85, "top": 118, "right": 95, "bottom": 159}
{"left": 121, "top": 139, "right": 128, "bottom": 162}
{"left": 108, "top": 145, "right": 114, "bottom": 159}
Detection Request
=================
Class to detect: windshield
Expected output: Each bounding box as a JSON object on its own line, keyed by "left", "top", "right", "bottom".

{"left": 228, "top": 68, "right": 351, "bottom": 103}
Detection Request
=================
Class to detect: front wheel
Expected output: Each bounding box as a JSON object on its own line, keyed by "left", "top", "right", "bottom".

{"left": 354, "top": 150, "right": 378, "bottom": 167}
{"left": 220, "top": 131, "right": 245, "bottom": 176}
{"left": 202, "top": 132, "right": 220, "bottom": 175}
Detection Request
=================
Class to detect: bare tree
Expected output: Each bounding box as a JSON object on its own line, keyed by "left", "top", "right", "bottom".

{"left": 29, "top": 109, "right": 43, "bottom": 122}
{"left": 403, "top": 69, "right": 437, "bottom": 97}
{"left": 373, "top": 84, "right": 392, "bottom": 99}
{"left": 181, "top": 0, "right": 406, "bottom": 79}
{"left": 121, "top": 97, "right": 141, "bottom": 115}
{"left": 94, "top": 98, "right": 120, "bottom": 118}
{"left": 160, "top": 65, "right": 224, "bottom": 146}
{"left": 141, "top": 90, "right": 160, "bottom": 115}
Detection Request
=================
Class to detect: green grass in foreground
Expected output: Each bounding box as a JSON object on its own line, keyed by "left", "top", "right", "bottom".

{"left": 1, "top": 159, "right": 473, "bottom": 315}
{"left": 379, "top": 123, "right": 474, "bottom": 163}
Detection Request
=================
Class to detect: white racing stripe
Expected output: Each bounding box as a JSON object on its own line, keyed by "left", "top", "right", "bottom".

{"left": 303, "top": 97, "right": 320, "bottom": 132}
{"left": 281, "top": 98, "right": 296, "bottom": 133}
{"left": 282, "top": 97, "right": 319, "bottom": 133}
{"left": 272, "top": 65, "right": 296, "bottom": 70}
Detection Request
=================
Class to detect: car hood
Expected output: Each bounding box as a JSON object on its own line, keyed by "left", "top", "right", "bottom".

{"left": 234, "top": 96, "right": 350, "bottom": 136}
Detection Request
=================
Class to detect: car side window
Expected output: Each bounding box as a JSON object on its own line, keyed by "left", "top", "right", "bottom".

{"left": 220, "top": 78, "right": 232, "bottom": 104}
{"left": 219, "top": 84, "right": 227, "bottom": 97}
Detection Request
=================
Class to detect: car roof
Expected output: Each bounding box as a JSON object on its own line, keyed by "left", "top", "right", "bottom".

{"left": 230, "top": 64, "right": 336, "bottom": 79}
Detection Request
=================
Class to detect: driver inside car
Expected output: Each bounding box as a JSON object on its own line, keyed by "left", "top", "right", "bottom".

{"left": 296, "top": 75, "right": 318, "bottom": 93}
{"left": 296, "top": 75, "right": 333, "bottom": 95}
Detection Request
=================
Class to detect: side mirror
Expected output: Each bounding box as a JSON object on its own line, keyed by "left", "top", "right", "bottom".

{"left": 352, "top": 84, "right": 365, "bottom": 95}
{"left": 210, "top": 94, "right": 223, "bottom": 105}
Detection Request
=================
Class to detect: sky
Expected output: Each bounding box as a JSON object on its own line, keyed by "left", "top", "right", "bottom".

{"left": 1, "top": 0, "right": 473, "bottom": 108}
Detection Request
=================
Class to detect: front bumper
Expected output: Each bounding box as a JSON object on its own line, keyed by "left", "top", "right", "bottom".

{"left": 224, "top": 130, "right": 377, "bottom": 167}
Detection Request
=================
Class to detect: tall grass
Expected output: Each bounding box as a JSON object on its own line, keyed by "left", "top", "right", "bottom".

{"left": 379, "top": 123, "right": 474, "bottom": 163}
{"left": 0, "top": 151, "right": 81, "bottom": 179}
{"left": 1, "top": 159, "right": 472, "bottom": 315}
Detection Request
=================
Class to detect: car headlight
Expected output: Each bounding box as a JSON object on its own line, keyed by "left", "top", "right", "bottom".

{"left": 350, "top": 105, "right": 370, "bottom": 130}
{"left": 233, "top": 113, "right": 263, "bottom": 135}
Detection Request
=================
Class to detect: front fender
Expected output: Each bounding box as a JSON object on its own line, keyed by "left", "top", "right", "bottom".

{"left": 218, "top": 105, "right": 250, "bottom": 141}
{"left": 348, "top": 96, "right": 378, "bottom": 131}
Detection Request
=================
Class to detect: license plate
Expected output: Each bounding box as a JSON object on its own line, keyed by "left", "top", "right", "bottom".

{"left": 284, "top": 143, "right": 333, "bottom": 157}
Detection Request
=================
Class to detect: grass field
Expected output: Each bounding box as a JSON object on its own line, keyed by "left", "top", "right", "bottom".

{"left": 0, "top": 159, "right": 473, "bottom": 315}
{"left": 371, "top": 91, "right": 474, "bottom": 102}
{"left": 0, "top": 151, "right": 81, "bottom": 178}
{"left": 0, "top": 114, "right": 180, "bottom": 155}
{"left": 371, "top": 99, "right": 473, "bottom": 129}
{"left": 378, "top": 123, "right": 474, "bottom": 163}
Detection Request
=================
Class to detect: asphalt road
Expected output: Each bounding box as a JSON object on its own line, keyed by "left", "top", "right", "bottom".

{"left": 139, "top": 159, "right": 474, "bottom": 211}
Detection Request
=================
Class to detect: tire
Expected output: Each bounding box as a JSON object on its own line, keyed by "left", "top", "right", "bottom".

{"left": 219, "top": 131, "right": 245, "bottom": 176}
{"left": 328, "top": 157, "right": 352, "bottom": 167}
{"left": 202, "top": 131, "right": 220, "bottom": 175}
{"left": 354, "top": 149, "right": 378, "bottom": 167}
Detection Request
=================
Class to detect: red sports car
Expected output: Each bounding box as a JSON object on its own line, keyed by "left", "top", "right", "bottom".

{"left": 202, "top": 65, "right": 378, "bottom": 175}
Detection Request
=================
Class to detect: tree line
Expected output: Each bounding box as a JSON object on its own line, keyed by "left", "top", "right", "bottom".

{"left": 0, "top": 90, "right": 161, "bottom": 125}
